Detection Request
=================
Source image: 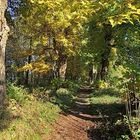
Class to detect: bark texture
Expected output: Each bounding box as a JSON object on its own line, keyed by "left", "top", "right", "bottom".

{"left": 0, "top": 0, "right": 9, "bottom": 111}
{"left": 58, "top": 55, "right": 67, "bottom": 81}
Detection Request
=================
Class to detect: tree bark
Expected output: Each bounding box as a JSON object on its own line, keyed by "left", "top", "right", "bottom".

{"left": 58, "top": 54, "right": 67, "bottom": 81}
{"left": 0, "top": 0, "right": 9, "bottom": 112}
{"left": 99, "top": 24, "right": 112, "bottom": 81}
{"left": 100, "top": 47, "right": 110, "bottom": 81}
{"left": 52, "top": 36, "right": 68, "bottom": 81}
{"left": 25, "top": 55, "right": 32, "bottom": 86}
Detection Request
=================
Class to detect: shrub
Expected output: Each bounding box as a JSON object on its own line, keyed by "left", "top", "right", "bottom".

{"left": 51, "top": 78, "right": 64, "bottom": 90}
{"left": 52, "top": 88, "right": 74, "bottom": 109}
{"left": 51, "top": 78, "right": 79, "bottom": 92}
{"left": 56, "top": 88, "right": 73, "bottom": 100}
{"left": 32, "top": 87, "right": 51, "bottom": 102}
{"left": 98, "top": 80, "right": 109, "bottom": 89}
{"left": 122, "top": 116, "right": 140, "bottom": 140}
{"left": 7, "top": 83, "right": 28, "bottom": 104}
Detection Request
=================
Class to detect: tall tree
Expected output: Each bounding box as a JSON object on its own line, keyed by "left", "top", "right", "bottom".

{"left": 0, "top": 0, "right": 9, "bottom": 112}
{"left": 13, "top": 0, "right": 93, "bottom": 82}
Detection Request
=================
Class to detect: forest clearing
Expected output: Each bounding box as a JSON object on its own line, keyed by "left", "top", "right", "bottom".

{"left": 0, "top": 0, "right": 140, "bottom": 139}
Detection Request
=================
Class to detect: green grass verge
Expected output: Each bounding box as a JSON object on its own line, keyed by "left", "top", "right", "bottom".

{"left": 90, "top": 95, "right": 122, "bottom": 105}
{"left": 88, "top": 89, "right": 129, "bottom": 139}
{"left": 0, "top": 84, "right": 61, "bottom": 140}
{"left": 89, "top": 89, "right": 125, "bottom": 116}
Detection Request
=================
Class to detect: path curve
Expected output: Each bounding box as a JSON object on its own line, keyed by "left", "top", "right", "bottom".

{"left": 47, "top": 87, "right": 95, "bottom": 140}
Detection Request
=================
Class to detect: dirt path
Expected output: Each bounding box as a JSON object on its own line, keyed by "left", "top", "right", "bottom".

{"left": 46, "top": 87, "right": 126, "bottom": 140}
{"left": 47, "top": 87, "right": 95, "bottom": 140}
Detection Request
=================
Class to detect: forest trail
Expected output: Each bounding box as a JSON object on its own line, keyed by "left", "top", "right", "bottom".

{"left": 47, "top": 87, "right": 95, "bottom": 140}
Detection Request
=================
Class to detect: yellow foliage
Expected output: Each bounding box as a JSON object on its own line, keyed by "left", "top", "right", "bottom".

{"left": 18, "top": 64, "right": 33, "bottom": 72}
{"left": 20, "top": 0, "right": 94, "bottom": 56}
{"left": 99, "top": 80, "right": 109, "bottom": 89}
{"left": 111, "top": 47, "right": 117, "bottom": 56}
{"left": 17, "top": 61, "right": 52, "bottom": 74}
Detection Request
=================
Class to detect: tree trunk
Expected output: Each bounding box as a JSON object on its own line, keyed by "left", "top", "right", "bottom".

{"left": 88, "top": 63, "right": 93, "bottom": 84}
{"left": 52, "top": 34, "right": 68, "bottom": 81}
{"left": 25, "top": 55, "right": 32, "bottom": 86}
{"left": 100, "top": 48, "right": 110, "bottom": 81}
{"left": 0, "top": 0, "right": 9, "bottom": 112}
{"left": 58, "top": 54, "right": 67, "bottom": 81}
{"left": 99, "top": 24, "right": 112, "bottom": 81}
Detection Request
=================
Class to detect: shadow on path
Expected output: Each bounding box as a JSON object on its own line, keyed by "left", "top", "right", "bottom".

{"left": 49, "top": 86, "right": 127, "bottom": 140}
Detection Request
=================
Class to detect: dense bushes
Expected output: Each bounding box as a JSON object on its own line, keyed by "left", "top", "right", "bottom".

{"left": 49, "top": 79, "right": 79, "bottom": 109}
{"left": 51, "top": 78, "right": 80, "bottom": 92}
{"left": 50, "top": 88, "right": 75, "bottom": 109}
{"left": 122, "top": 117, "right": 140, "bottom": 140}
{"left": 7, "top": 83, "right": 28, "bottom": 104}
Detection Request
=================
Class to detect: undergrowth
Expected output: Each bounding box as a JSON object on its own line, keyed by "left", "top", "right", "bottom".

{"left": 0, "top": 84, "right": 61, "bottom": 140}
{"left": 50, "top": 88, "right": 75, "bottom": 110}
{"left": 88, "top": 88, "right": 133, "bottom": 139}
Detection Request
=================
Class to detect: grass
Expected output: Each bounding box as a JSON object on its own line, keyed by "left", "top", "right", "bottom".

{"left": 90, "top": 95, "right": 122, "bottom": 104}
{"left": 88, "top": 88, "right": 130, "bottom": 140}
{"left": 0, "top": 84, "right": 61, "bottom": 140}
{"left": 88, "top": 88, "right": 125, "bottom": 116}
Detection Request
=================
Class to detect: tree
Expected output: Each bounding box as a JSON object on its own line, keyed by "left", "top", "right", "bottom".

{"left": 85, "top": 0, "right": 140, "bottom": 83}
{"left": 9, "top": 0, "right": 93, "bottom": 82}
{"left": 0, "top": 0, "right": 9, "bottom": 112}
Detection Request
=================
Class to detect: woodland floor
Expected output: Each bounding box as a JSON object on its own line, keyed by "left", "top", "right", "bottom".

{"left": 47, "top": 87, "right": 125, "bottom": 140}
